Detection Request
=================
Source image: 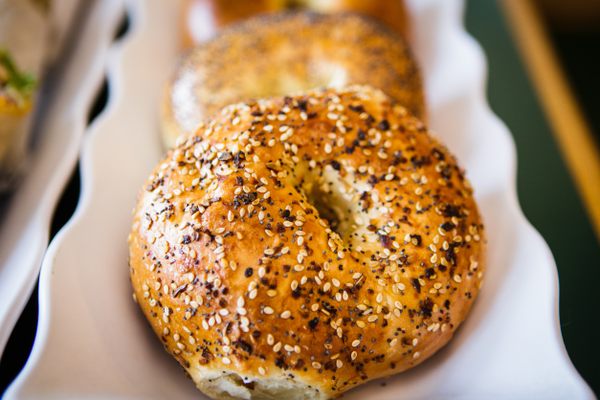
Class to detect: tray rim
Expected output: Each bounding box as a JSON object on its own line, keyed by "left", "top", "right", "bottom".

{"left": 0, "top": 0, "right": 125, "bottom": 359}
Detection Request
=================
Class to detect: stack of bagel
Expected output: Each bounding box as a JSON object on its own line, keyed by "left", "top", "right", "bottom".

{"left": 129, "top": 2, "right": 485, "bottom": 399}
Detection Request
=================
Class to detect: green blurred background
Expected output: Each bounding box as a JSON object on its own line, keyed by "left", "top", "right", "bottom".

{"left": 466, "top": 0, "right": 599, "bottom": 395}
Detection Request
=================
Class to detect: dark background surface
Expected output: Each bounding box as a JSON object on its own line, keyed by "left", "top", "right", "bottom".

{"left": 1, "top": 0, "right": 599, "bottom": 396}
{"left": 551, "top": 30, "right": 600, "bottom": 144}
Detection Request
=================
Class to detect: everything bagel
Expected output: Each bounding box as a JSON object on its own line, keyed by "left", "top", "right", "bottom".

{"left": 131, "top": 86, "right": 484, "bottom": 399}
{"left": 162, "top": 12, "right": 424, "bottom": 148}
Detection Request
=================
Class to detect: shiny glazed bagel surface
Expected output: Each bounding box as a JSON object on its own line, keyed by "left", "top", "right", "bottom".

{"left": 163, "top": 12, "right": 424, "bottom": 148}
{"left": 132, "top": 86, "right": 484, "bottom": 399}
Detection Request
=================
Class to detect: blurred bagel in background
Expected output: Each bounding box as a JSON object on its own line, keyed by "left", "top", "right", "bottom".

{"left": 162, "top": 12, "right": 424, "bottom": 148}
{"left": 181, "top": 0, "right": 409, "bottom": 47}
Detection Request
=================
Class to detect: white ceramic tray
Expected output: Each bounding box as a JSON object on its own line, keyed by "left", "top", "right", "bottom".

{"left": 5, "top": 0, "right": 594, "bottom": 398}
{"left": 0, "top": 0, "right": 125, "bottom": 357}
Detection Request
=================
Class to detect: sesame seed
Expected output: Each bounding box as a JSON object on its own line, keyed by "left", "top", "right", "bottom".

{"left": 263, "top": 306, "right": 274, "bottom": 315}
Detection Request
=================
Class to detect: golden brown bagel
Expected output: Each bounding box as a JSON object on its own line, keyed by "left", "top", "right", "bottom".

{"left": 163, "top": 12, "right": 424, "bottom": 148}
{"left": 131, "top": 86, "right": 484, "bottom": 399}
{"left": 181, "top": 0, "right": 409, "bottom": 47}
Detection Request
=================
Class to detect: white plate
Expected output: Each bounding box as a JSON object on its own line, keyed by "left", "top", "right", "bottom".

{"left": 0, "top": 0, "right": 125, "bottom": 357}
{"left": 5, "top": 0, "right": 594, "bottom": 398}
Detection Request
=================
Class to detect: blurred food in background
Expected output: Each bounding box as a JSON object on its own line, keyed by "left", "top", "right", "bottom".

{"left": 181, "top": 0, "right": 409, "bottom": 47}
{"left": 0, "top": 0, "right": 81, "bottom": 191}
{"left": 163, "top": 11, "right": 423, "bottom": 148}
{"left": 0, "top": 0, "right": 47, "bottom": 190}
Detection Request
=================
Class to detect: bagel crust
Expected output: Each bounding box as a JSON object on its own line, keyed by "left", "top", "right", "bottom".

{"left": 131, "top": 86, "right": 484, "bottom": 399}
{"left": 162, "top": 12, "right": 424, "bottom": 148}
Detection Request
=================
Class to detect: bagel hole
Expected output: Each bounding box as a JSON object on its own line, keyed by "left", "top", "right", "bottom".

{"left": 284, "top": 0, "right": 305, "bottom": 10}
{"left": 309, "top": 184, "right": 342, "bottom": 234}
{"left": 303, "top": 169, "right": 360, "bottom": 242}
